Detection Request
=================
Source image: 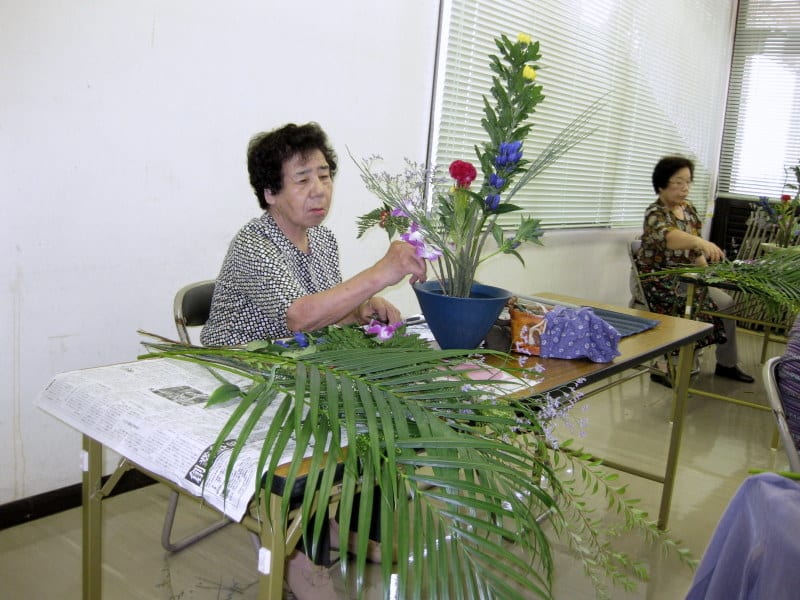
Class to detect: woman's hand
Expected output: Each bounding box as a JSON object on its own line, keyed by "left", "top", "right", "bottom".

{"left": 375, "top": 241, "right": 428, "bottom": 286}
{"left": 356, "top": 296, "right": 401, "bottom": 325}
{"left": 696, "top": 238, "right": 725, "bottom": 263}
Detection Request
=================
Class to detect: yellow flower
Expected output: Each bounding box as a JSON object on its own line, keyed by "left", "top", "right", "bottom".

{"left": 522, "top": 65, "right": 537, "bottom": 80}
{"left": 518, "top": 33, "right": 532, "bottom": 44}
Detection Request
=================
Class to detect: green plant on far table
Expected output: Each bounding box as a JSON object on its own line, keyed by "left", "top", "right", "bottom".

{"left": 140, "top": 324, "right": 694, "bottom": 600}
{"left": 642, "top": 245, "right": 800, "bottom": 322}
{"left": 755, "top": 159, "right": 800, "bottom": 248}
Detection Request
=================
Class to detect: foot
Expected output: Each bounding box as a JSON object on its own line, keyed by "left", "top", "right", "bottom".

{"left": 714, "top": 363, "right": 755, "bottom": 383}
{"left": 285, "top": 551, "right": 339, "bottom": 600}
{"left": 329, "top": 519, "right": 394, "bottom": 564}
{"left": 649, "top": 371, "right": 672, "bottom": 388}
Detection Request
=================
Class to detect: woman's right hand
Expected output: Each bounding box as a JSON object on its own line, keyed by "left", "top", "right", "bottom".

{"left": 376, "top": 240, "right": 428, "bottom": 285}
{"left": 697, "top": 238, "right": 725, "bottom": 263}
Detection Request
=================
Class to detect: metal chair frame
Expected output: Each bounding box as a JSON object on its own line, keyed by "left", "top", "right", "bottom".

{"left": 162, "top": 279, "right": 233, "bottom": 552}
{"left": 627, "top": 239, "right": 686, "bottom": 383}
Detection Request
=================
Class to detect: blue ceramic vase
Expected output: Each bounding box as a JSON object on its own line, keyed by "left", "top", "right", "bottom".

{"left": 412, "top": 281, "right": 513, "bottom": 349}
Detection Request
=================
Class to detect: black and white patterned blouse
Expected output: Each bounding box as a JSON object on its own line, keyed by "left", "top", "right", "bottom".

{"left": 200, "top": 211, "right": 342, "bottom": 345}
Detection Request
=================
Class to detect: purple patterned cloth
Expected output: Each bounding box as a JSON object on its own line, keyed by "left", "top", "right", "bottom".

{"left": 538, "top": 306, "right": 621, "bottom": 363}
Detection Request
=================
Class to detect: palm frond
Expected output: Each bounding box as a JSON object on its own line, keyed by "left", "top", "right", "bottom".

{"left": 139, "top": 325, "right": 691, "bottom": 599}
{"left": 642, "top": 246, "right": 800, "bottom": 321}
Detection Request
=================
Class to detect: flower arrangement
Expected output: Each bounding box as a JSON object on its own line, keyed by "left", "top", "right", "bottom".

{"left": 355, "top": 33, "right": 602, "bottom": 298}
{"left": 756, "top": 159, "right": 800, "bottom": 248}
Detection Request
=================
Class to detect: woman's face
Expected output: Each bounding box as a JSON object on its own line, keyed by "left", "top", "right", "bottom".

{"left": 658, "top": 166, "right": 692, "bottom": 208}
{"left": 265, "top": 149, "right": 333, "bottom": 242}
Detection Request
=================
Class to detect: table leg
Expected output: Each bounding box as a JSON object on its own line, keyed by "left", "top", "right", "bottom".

{"left": 658, "top": 342, "right": 693, "bottom": 530}
{"left": 255, "top": 492, "right": 289, "bottom": 600}
{"left": 82, "top": 435, "right": 103, "bottom": 600}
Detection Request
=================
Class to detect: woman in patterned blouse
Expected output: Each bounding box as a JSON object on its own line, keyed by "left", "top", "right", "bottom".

{"left": 200, "top": 122, "right": 425, "bottom": 599}
{"left": 201, "top": 122, "right": 427, "bottom": 346}
{"left": 636, "top": 155, "right": 753, "bottom": 384}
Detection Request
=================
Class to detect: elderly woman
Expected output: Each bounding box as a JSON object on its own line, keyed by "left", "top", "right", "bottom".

{"left": 636, "top": 155, "right": 753, "bottom": 384}
{"left": 201, "top": 122, "right": 425, "bottom": 599}
{"left": 201, "top": 121, "right": 426, "bottom": 346}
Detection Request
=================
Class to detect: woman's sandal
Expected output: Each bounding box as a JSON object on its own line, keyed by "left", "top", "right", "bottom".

{"left": 284, "top": 550, "right": 340, "bottom": 600}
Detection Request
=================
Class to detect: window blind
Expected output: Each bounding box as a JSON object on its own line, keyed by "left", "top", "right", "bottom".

{"left": 431, "top": 0, "right": 736, "bottom": 229}
{"left": 718, "top": 0, "right": 800, "bottom": 198}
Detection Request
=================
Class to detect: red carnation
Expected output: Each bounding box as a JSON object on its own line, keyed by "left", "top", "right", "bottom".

{"left": 781, "top": 194, "right": 792, "bottom": 202}
{"left": 449, "top": 160, "right": 477, "bottom": 189}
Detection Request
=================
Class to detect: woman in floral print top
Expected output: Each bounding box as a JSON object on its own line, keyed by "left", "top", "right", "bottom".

{"left": 636, "top": 155, "right": 753, "bottom": 383}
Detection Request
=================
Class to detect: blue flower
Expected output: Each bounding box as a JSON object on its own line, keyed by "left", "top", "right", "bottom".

{"left": 495, "top": 141, "right": 524, "bottom": 170}
{"left": 293, "top": 332, "right": 309, "bottom": 347}
{"left": 489, "top": 173, "right": 505, "bottom": 189}
{"left": 485, "top": 194, "right": 501, "bottom": 210}
{"left": 758, "top": 196, "right": 776, "bottom": 220}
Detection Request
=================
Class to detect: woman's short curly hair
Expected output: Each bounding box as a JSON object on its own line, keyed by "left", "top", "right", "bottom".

{"left": 651, "top": 155, "right": 694, "bottom": 194}
{"left": 247, "top": 122, "right": 338, "bottom": 209}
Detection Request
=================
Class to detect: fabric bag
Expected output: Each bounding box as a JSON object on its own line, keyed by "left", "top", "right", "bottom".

{"left": 509, "top": 302, "right": 551, "bottom": 356}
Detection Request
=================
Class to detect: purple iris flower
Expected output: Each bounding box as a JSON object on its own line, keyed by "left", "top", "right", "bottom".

{"left": 365, "top": 320, "right": 401, "bottom": 341}
{"left": 401, "top": 223, "right": 443, "bottom": 260}
{"left": 391, "top": 198, "right": 414, "bottom": 218}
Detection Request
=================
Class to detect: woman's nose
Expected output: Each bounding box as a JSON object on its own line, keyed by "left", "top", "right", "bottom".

{"left": 310, "top": 176, "right": 325, "bottom": 195}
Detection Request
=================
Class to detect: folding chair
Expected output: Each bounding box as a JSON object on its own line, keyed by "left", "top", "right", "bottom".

{"left": 627, "top": 239, "right": 685, "bottom": 385}
{"left": 763, "top": 356, "right": 800, "bottom": 472}
{"left": 173, "top": 280, "right": 216, "bottom": 345}
{"left": 627, "top": 239, "right": 650, "bottom": 311}
{"left": 162, "top": 279, "right": 232, "bottom": 551}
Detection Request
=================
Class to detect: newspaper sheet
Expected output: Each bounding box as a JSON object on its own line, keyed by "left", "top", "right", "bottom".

{"left": 37, "top": 358, "right": 306, "bottom": 521}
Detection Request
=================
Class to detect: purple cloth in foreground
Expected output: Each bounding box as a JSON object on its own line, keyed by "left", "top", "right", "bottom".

{"left": 685, "top": 473, "right": 800, "bottom": 600}
{"left": 538, "top": 306, "right": 621, "bottom": 363}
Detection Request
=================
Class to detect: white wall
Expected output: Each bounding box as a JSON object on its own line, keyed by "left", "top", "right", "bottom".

{"left": 0, "top": 0, "right": 635, "bottom": 503}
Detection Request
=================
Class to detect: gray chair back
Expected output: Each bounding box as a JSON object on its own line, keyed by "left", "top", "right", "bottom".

{"left": 627, "top": 239, "right": 649, "bottom": 311}
{"left": 173, "top": 280, "right": 215, "bottom": 344}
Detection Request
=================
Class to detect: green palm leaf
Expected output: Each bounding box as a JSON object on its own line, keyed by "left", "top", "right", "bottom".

{"left": 139, "top": 325, "right": 691, "bottom": 599}
{"left": 643, "top": 246, "right": 800, "bottom": 321}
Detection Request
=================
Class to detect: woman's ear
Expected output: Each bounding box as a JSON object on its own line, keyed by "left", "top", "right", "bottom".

{"left": 264, "top": 188, "right": 275, "bottom": 206}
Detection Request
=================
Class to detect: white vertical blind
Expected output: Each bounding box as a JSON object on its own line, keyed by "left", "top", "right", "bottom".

{"left": 718, "top": 0, "right": 800, "bottom": 198}
{"left": 432, "top": 0, "right": 737, "bottom": 229}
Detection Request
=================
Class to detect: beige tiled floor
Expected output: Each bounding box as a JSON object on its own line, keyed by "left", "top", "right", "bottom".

{"left": 1, "top": 330, "right": 791, "bottom": 599}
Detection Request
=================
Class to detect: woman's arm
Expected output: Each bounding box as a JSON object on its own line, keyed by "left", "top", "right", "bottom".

{"left": 286, "top": 241, "right": 426, "bottom": 331}
{"left": 664, "top": 229, "right": 724, "bottom": 262}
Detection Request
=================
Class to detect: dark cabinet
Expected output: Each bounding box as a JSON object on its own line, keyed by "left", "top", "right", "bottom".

{"left": 708, "top": 194, "right": 760, "bottom": 259}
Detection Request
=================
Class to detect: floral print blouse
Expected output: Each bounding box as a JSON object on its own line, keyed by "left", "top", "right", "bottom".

{"left": 635, "top": 200, "right": 725, "bottom": 347}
